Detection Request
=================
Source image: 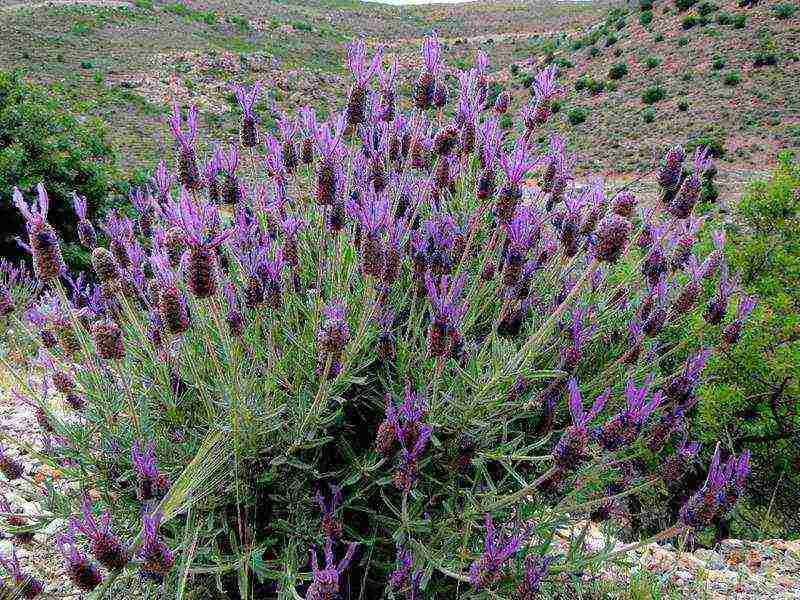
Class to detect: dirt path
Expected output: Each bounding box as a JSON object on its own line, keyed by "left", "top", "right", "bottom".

{"left": 0, "top": 0, "right": 132, "bottom": 11}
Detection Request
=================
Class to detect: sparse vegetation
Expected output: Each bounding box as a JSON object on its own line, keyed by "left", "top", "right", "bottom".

{"left": 608, "top": 62, "right": 629, "bottom": 80}
{"left": 724, "top": 71, "right": 741, "bottom": 86}
{"left": 642, "top": 84, "right": 667, "bottom": 104}
{"left": 568, "top": 105, "right": 589, "bottom": 124}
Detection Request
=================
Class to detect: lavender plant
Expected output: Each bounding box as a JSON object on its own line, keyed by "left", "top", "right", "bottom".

{"left": 0, "top": 35, "right": 757, "bottom": 598}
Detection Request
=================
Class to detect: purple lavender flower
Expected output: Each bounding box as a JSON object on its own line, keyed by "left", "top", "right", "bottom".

{"left": 657, "top": 145, "right": 685, "bottom": 193}
{"left": 350, "top": 190, "right": 390, "bottom": 278}
{"left": 561, "top": 307, "right": 594, "bottom": 371}
{"left": 668, "top": 171, "right": 701, "bottom": 219}
{"left": 345, "top": 39, "right": 381, "bottom": 125}
{"left": 497, "top": 137, "right": 539, "bottom": 221}
{"left": 151, "top": 160, "right": 174, "bottom": 205}
{"left": 223, "top": 282, "right": 244, "bottom": 337}
{"left": 414, "top": 32, "right": 441, "bottom": 110}
{"left": 559, "top": 188, "right": 586, "bottom": 258}
{"left": 672, "top": 256, "right": 709, "bottom": 315}
{"left": 151, "top": 253, "right": 190, "bottom": 335}
{"left": 468, "top": 514, "right": 525, "bottom": 590}
{"left": 314, "top": 484, "right": 343, "bottom": 540}
{"left": 393, "top": 424, "right": 432, "bottom": 492}
{"left": 306, "top": 538, "right": 358, "bottom": 600}
{"left": 704, "top": 264, "right": 736, "bottom": 325}
{"left": 388, "top": 547, "right": 413, "bottom": 592}
{"left": 553, "top": 379, "right": 610, "bottom": 471}
{"left": 0, "top": 494, "right": 33, "bottom": 543}
{"left": 169, "top": 103, "right": 201, "bottom": 190}
{"left": 202, "top": 143, "right": 223, "bottom": 203}
{"left": 233, "top": 82, "right": 261, "bottom": 148}
{"left": 665, "top": 348, "right": 712, "bottom": 405}
{"left": 317, "top": 300, "right": 350, "bottom": 366}
{"left": 378, "top": 59, "right": 398, "bottom": 121}
{"left": 595, "top": 375, "right": 663, "bottom": 450}
{"left": 131, "top": 440, "right": 170, "bottom": 502}
{"left": 642, "top": 277, "right": 668, "bottom": 337}
{"left": 314, "top": 114, "right": 347, "bottom": 206}
{"left": 100, "top": 210, "right": 134, "bottom": 269}
{"left": 13, "top": 184, "right": 65, "bottom": 281}
{"left": 679, "top": 445, "right": 750, "bottom": 528}
{"left": 494, "top": 90, "right": 510, "bottom": 114}
{"left": 659, "top": 436, "right": 700, "bottom": 483}
{"left": 0, "top": 549, "right": 44, "bottom": 598}
{"left": 278, "top": 116, "right": 300, "bottom": 174}
{"left": 516, "top": 555, "right": 552, "bottom": 599}
{"left": 175, "top": 188, "right": 232, "bottom": 299}
{"left": 70, "top": 497, "right": 130, "bottom": 570}
{"left": 72, "top": 193, "right": 97, "bottom": 249}
{"left": 669, "top": 215, "right": 706, "bottom": 272}
{"left": 137, "top": 512, "right": 175, "bottom": 584}
{"left": 424, "top": 273, "right": 467, "bottom": 358}
{"left": 502, "top": 205, "right": 540, "bottom": 287}
{"left": 56, "top": 530, "right": 103, "bottom": 591}
{"left": 702, "top": 230, "right": 726, "bottom": 280}
{"left": 456, "top": 70, "right": 480, "bottom": 156}
{"left": 524, "top": 64, "right": 559, "bottom": 129}
{"left": 722, "top": 295, "right": 757, "bottom": 346}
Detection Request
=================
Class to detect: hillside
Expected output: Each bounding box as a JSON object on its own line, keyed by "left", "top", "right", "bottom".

{"left": 0, "top": 0, "right": 796, "bottom": 190}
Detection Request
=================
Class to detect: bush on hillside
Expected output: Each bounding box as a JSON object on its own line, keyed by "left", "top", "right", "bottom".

{"left": 697, "top": 2, "right": 718, "bottom": 16}
{"left": 712, "top": 58, "right": 725, "bottom": 70}
{"left": 567, "top": 105, "right": 589, "bottom": 124}
{"left": 642, "top": 85, "right": 667, "bottom": 104}
{"left": 687, "top": 135, "right": 725, "bottom": 157}
{"left": 608, "top": 62, "right": 629, "bottom": 80}
{"left": 645, "top": 56, "right": 661, "bottom": 69}
{"left": 732, "top": 13, "right": 746, "bottom": 28}
{"left": 639, "top": 0, "right": 654, "bottom": 9}
{"left": 0, "top": 35, "right": 760, "bottom": 599}
{"left": 0, "top": 71, "right": 118, "bottom": 270}
{"left": 642, "top": 107, "right": 656, "bottom": 123}
{"left": 682, "top": 14, "right": 698, "bottom": 29}
{"left": 640, "top": 10, "right": 654, "bottom": 25}
{"left": 675, "top": 0, "right": 697, "bottom": 10}
{"left": 690, "top": 154, "right": 800, "bottom": 538}
{"left": 771, "top": 3, "right": 796, "bottom": 20}
{"left": 723, "top": 71, "right": 741, "bottom": 86}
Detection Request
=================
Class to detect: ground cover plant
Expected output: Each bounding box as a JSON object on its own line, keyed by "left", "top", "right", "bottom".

{"left": 0, "top": 35, "right": 757, "bottom": 598}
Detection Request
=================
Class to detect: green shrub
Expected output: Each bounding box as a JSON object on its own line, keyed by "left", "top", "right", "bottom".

{"left": 645, "top": 56, "right": 661, "bottom": 69}
{"left": 605, "top": 80, "right": 619, "bottom": 92}
{"left": 642, "top": 85, "right": 667, "bottom": 104}
{"left": 575, "top": 75, "right": 605, "bottom": 95}
{"left": 724, "top": 71, "right": 741, "bottom": 86}
{"left": 133, "top": 0, "right": 153, "bottom": 8}
{"left": 687, "top": 134, "right": 725, "bottom": 157}
{"left": 753, "top": 37, "right": 779, "bottom": 67}
{"left": 678, "top": 36, "right": 689, "bottom": 46}
{"left": 608, "top": 62, "right": 629, "bottom": 80}
{"left": 639, "top": 0, "right": 654, "bottom": 10}
{"left": 605, "top": 34, "right": 619, "bottom": 46}
{"left": 690, "top": 154, "right": 800, "bottom": 538}
{"left": 678, "top": 100, "right": 689, "bottom": 111}
{"left": 640, "top": 10, "right": 654, "bottom": 25}
{"left": 654, "top": 33, "right": 665, "bottom": 42}
{"left": 675, "top": 0, "right": 697, "bottom": 10}
{"left": 589, "top": 46, "right": 601, "bottom": 58}
{"left": 771, "top": 3, "right": 796, "bottom": 20}
{"left": 567, "top": 106, "right": 589, "bottom": 124}
{"left": 0, "top": 71, "right": 118, "bottom": 267}
{"left": 642, "top": 107, "right": 656, "bottom": 122}
{"left": 682, "top": 71, "right": 693, "bottom": 81}
{"left": 716, "top": 11, "right": 732, "bottom": 25}
{"left": 292, "top": 20, "right": 312, "bottom": 32}
{"left": 555, "top": 57, "right": 574, "bottom": 70}
{"left": 682, "top": 14, "right": 698, "bottom": 29}
{"left": 697, "top": 2, "right": 718, "bottom": 15}
{"left": 712, "top": 58, "right": 725, "bottom": 70}
{"left": 733, "top": 14, "right": 746, "bottom": 28}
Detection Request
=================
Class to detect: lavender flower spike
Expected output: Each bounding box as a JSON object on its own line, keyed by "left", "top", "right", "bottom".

{"left": 314, "top": 484, "right": 343, "bottom": 540}
{"left": 679, "top": 445, "right": 750, "bottom": 528}
{"left": 13, "top": 184, "right": 65, "bottom": 281}
{"left": 169, "top": 103, "right": 202, "bottom": 190}
{"left": 72, "top": 192, "right": 97, "bottom": 248}
{"left": 345, "top": 39, "right": 381, "bottom": 125}
{"left": 414, "top": 31, "right": 441, "bottom": 109}
{"left": 131, "top": 440, "right": 170, "bottom": 501}
{"left": 137, "top": 511, "right": 175, "bottom": 584}
{"left": 233, "top": 82, "right": 261, "bottom": 147}
{"left": 468, "top": 514, "right": 525, "bottom": 590}
{"left": 722, "top": 295, "right": 757, "bottom": 345}
{"left": 71, "top": 496, "right": 130, "bottom": 570}
{"left": 56, "top": 530, "right": 103, "bottom": 591}
{"left": 306, "top": 537, "right": 358, "bottom": 600}
{"left": 596, "top": 375, "right": 663, "bottom": 450}
{"left": 0, "top": 549, "right": 44, "bottom": 598}
{"left": 665, "top": 348, "right": 712, "bottom": 405}
{"left": 496, "top": 137, "right": 539, "bottom": 221}
{"left": 553, "top": 379, "right": 610, "bottom": 471}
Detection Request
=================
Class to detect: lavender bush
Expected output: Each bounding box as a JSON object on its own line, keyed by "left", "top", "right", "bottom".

{"left": 0, "top": 35, "right": 755, "bottom": 598}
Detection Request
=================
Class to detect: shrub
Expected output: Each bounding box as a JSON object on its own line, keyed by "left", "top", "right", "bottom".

{"left": 645, "top": 56, "right": 661, "bottom": 69}
{"left": 716, "top": 11, "right": 732, "bottom": 25}
{"left": 654, "top": 33, "right": 665, "bottom": 42}
{"left": 0, "top": 71, "right": 118, "bottom": 268}
{"left": 678, "top": 100, "right": 689, "bottom": 111}
{"left": 0, "top": 38, "right": 755, "bottom": 598}
{"left": 675, "top": 0, "right": 697, "bottom": 10}
{"left": 682, "top": 14, "right": 698, "bottom": 29}
{"left": 567, "top": 106, "right": 589, "bottom": 124}
{"left": 639, "top": 0, "right": 654, "bottom": 10}
{"left": 686, "top": 154, "right": 800, "bottom": 538}
{"left": 771, "top": 3, "right": 796, "bottom": 20}
{"left": 687, "top": 134, "right": 726, "bottom": 157}
{"left": 732, "top": 14, "right": 746, "bottom": 28}
{"left": 575, "top": 75, "right": 605, "bottom": 95}
{"left": 678, "top": 36, "right": 689, "bottom": 46}
{"left": 724, "top": 71, "right": 741, "bottom": 86}
{"left": 589, "top": 46, "right": 601, "bottom": 58}
{"left": 697, "top": 1, "right": 718, "bottom": 15}
{"left": 608, "top": 62, "right": 629, "bottom": 80}
{"left": 642, "top": 85, "right": 667, "bottom": 104}
{"left": 753, "top": 38, "right": 779, "bottom": 67}
{"left": 712, "top": 58, "right": 725, "bottom": 70}
{"left": 640, "top": 9, "right": 654, "bottom": 25}
{"left": 605, "top": 34, "right": 619, "bottom": 46}
{"left": 605, "top": 80, "right": 619, "bottom": 92}
{"left": 642, "top": 107, "right": 656, "bottom": 122}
